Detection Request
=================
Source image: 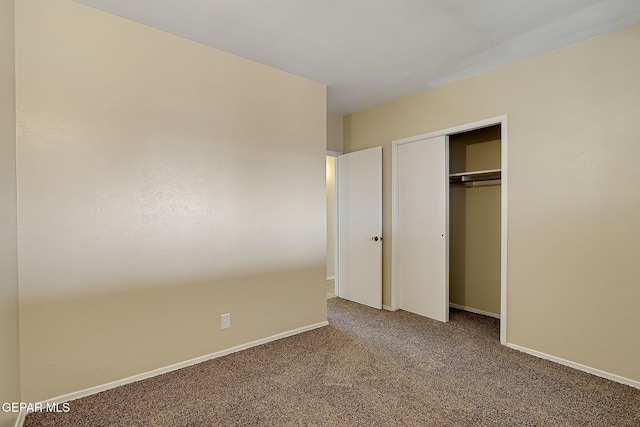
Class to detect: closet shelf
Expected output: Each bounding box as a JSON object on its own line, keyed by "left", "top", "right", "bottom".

{"left": 449, "top": 168, "right": 501, "bottom": 184}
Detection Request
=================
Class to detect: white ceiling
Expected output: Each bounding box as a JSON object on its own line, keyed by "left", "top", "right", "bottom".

{"left": 75, "top": 0, "right": 640, "bottom": 115}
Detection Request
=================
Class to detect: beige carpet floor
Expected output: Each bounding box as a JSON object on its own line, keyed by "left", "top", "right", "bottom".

{"left": 25, "top": 298, "right": 640, "bottom": 426}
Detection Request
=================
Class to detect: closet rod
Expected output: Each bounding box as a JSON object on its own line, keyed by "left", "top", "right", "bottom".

{"left": 454, "top": 180, "right": 501, "bottom": 188}
{"left": 449, "top": 169, "right": 501, "bottom": 184}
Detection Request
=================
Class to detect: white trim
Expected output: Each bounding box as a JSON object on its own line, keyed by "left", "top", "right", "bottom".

{"left": 499, "top": 118, "right": 508, "bottom": 345}
{"left": 326, "top": 275, "right": 335, "bottom": 281}
{"left": 392, "top": 116, "right": 507, "bottom": 147}
{"left": 391, "top": 115, "right": 508, "bottom": 343}
{"left": 21, "top": 321, "right": 329, "bottom": 414}
{"left": 334, "top": 154, "right": 341, "bottom": 298}
{"left": 326, "top": 150, "right": 342, "bottom": 157}
{"left": 507, "top": 343, "right": 640, "bottom": 390}
{"left": 382, "top": 305, "right": 397, "bottom": 311}
{"left": 14, "top": 413, "right": 26, "bottom": 427}
{"left": 391, "top": 138, "right": 400, "bottom": 311}
{"left": 449, "top": 303, "right": 500, "bottom": 319}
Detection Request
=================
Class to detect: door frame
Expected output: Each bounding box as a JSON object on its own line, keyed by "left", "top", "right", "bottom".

{"left": 327, "top": 150, "right": 341, "bottom": 296}
{"left": 391, "top": 115, "right": 508, "bottom": 344}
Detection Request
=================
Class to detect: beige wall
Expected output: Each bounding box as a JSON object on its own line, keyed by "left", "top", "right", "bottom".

{"left": 449, "top": 127, "right": 501, "bottom": 316}
{"left": 0, "top": 0, "right": 21, "bottom": 426}
{"left": 0, "top": 0, "right": 20, "bottom": 424}
{"left": 327, "top": 113, "right": 344, "bottom": 152}
{"left": 344, "top": 24, "right": 640, "bottom": 382}
{"left": 16, "top": 0, "right": 326, "bottom": 401}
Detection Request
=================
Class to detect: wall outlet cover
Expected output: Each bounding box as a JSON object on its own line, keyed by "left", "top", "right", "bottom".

{"left": 221, "top": 313, "right": 231, "bottom": 329}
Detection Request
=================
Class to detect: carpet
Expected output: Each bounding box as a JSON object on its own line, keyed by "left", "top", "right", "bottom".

{"left": 25, "top": 298, "right": 640, "bottom": 426}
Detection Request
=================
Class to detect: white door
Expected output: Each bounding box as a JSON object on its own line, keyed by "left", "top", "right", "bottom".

{"left": 337, "top": 147, "right": 382, "bottom": 309}
{"left": 397, "top": 136, "right": 449, "bottom": 322}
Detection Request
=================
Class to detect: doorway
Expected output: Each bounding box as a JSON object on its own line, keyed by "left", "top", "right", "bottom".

{"left": 391, "top": 116, "right": 508, "bottom": 344}
{"left": 449, "top": 125, "right": 501, "bottom": 319}
{"left": 326, "top": 154, "right": 338, "bottom": 299}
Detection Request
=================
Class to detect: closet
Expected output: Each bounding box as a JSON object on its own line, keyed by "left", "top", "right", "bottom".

{"left": 448, "top": 125, "right": 501, "bottom": 318}
{"left": 392, "top": 116, "right": 506, "bottom": 339}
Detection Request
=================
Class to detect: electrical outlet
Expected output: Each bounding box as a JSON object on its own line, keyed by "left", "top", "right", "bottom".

{"left": 221, "top": 313, "right": 231, "bottom": 329}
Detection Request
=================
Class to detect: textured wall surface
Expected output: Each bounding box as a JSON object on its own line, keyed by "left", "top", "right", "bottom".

{"left": 16, "top": 0, "right": 326, "bottom": 401}
{"left": 0, "top": 0, "right": 20, "bottom": 425}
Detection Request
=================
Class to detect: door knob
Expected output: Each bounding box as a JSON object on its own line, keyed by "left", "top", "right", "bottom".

{"left": 371, "top": 236, "right": 383, "bottom": 241}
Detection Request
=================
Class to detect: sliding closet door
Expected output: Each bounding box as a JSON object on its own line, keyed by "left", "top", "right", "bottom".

{"left": 397, "top": 135, "right": 449, "bottom": 322}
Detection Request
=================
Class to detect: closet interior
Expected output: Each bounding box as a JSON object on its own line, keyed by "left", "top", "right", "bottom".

{"left": 448, "top": 124, "right": 501, "bottom": 318}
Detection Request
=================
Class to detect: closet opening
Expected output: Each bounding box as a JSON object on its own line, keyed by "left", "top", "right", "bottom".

{"left": 391, "top": 115, "right": 507, "bottom": 343}
{"left": 448, "top": 124, "right": 501, "bottom": 320}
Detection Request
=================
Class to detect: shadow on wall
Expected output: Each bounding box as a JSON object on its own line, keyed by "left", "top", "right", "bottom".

{"left": 19, "top": 265, "right": 326, "bottom": 402}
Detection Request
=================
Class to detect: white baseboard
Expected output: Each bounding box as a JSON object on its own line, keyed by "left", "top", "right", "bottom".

{"left": 382, "top": 305, "right": 396, "bottom": 311}
{"left": 15, "top": 320, "right": 329, "bottom": 426}
{"left": 326, "top": 276, "right": 335, "bottom": 281}
{"left": 507, "top": 343, "right": 640, "bottom": 390}
{"left": 449, "top": 303, "right": 500, "bottom": 319}
{"left": 14, "top": 413, "right": 26, "bottom": 427}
